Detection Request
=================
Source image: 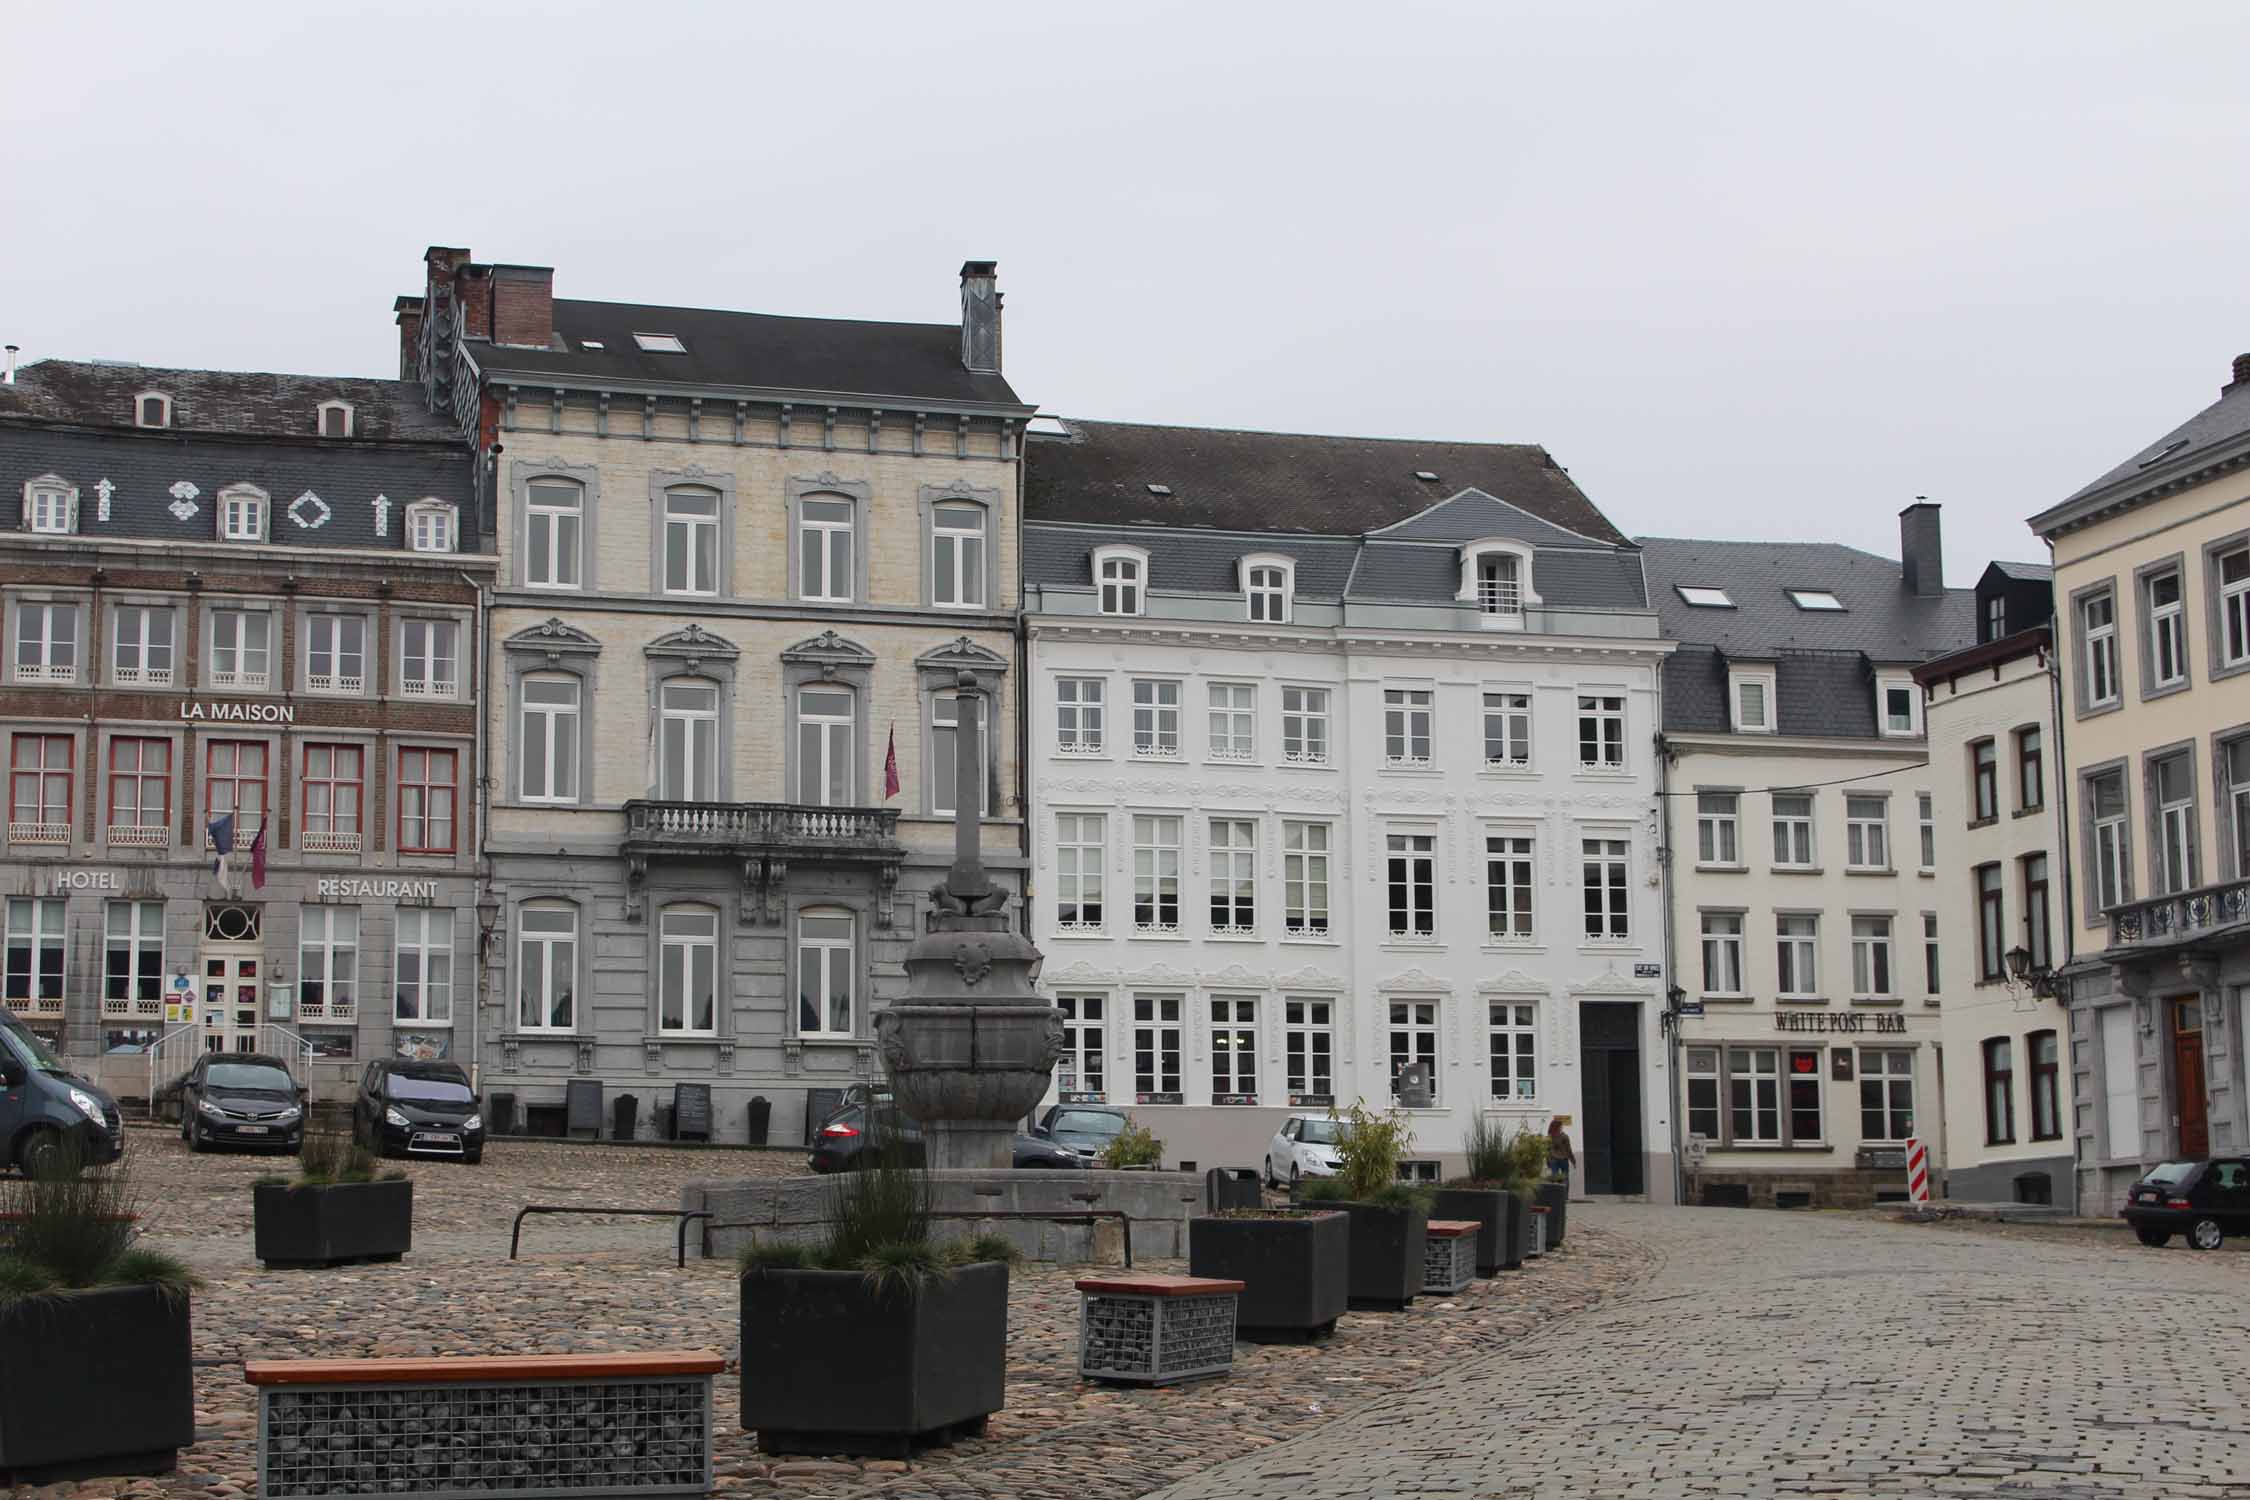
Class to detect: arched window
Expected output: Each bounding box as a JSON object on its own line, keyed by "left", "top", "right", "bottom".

{"left": 796, "top": 908, "right": 855, "bottom": 1038}
{"left": 517, "top": 902, "right": 577, "bottom": 1032}
{"left": 317, "top": 400, "right": 355, "bottom": 439}
{"left": 217, "top": 484, "right": 268, "bottom": 543}
{"left": 134, "top": 392, "right": 171, "bottom": 429}
{"left": 1456, "top": 540, "right": 1538, "bottom": 626}
{"left": 658, "top": 678, "right": 719, "bottom": 801}
{"left": 1095, "top": 546, "right": 1148, "bottom": 616}
{"left": 1240, "top": 553, "right": 1295, "bottom": 623}
{"left": 661, "top": 486, "right": 720, "bottom": 596}
{"left": 23, "top": 477, "right": 76, "bottom": 535}
{"left": 520, "top": 673, "right": 581, "bottom": 802}
{"left": 659, "top": 905, "right": 719, "bottom": 1036}
{"left": 405, "top": 499, "right": 457, "bottom": 554}
{"left": 796, "top": 684, "right": 856, "bottom": 806}
{"left": 524, "top": 478, "right": 584, "bottom": 588}
{"left": 1477, "top": 554, "right": 1521, "bottom": 615}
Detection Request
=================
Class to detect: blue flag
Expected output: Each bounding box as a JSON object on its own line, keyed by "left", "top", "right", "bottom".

{"left": 208, "top": 812, "right": 236, "bottom": 891}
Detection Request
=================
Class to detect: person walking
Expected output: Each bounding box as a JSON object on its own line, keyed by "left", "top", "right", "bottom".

{"left": 1546, "top": 1116, "right": 1577, "bottom": 1185}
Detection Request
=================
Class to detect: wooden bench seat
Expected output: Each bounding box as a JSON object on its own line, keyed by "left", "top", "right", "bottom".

{"left": 246, "top": 1351, "right": 725, "bottom": 1386}
{"left": 1078, "top": 1274, "right": 1242, "bottom": 1386}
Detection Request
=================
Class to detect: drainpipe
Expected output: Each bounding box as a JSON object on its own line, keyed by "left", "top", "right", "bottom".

{"left": 1655, "top": 722, "right": 1685, "bottom": 1208}
{"left": 461, "top": 564, "right": 489, "bottom": 1093}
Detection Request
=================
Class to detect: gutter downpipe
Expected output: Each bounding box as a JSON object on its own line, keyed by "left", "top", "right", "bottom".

{"left": 460, "top": 549, "right": 489, "bottom": 1093}
{"left": 1656, "top": 720, "right": 1686, "bottom": 1209}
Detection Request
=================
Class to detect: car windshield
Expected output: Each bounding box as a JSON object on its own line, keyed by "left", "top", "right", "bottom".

{"left": 2144, "top": 1161, "right": 2201, "bottom": 1186}
{"left": 388, "top": 1074, "right": 474, "bottom": 1104}
{"left": 1299, "top": 1119, "right": 1347, "bottom": 1145}
{"left": 1051, "top": 1110, "right": 1125, "bottom": 1137}
{"left": 0, "top": 1019, "right": 67, "bottom": 1075}
{"left": 206, "top": 1063, "right": 294, "bottom": 1093}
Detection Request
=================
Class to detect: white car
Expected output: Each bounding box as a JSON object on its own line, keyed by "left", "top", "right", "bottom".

{"left": 1265, "top": 1114, "right": 1347, "bottom": 1188}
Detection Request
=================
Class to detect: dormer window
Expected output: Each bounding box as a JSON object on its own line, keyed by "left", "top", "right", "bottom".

{"left": 1877, "top": 672, "right": 1921, "bottom": 737}
{"left": 1095, "top": 545, "right": 1147, "bottom": 617}
{"left": 1456, "top": 540, "right": 1538, "bottom": 628}
{"left": 1729, "top": 667, "right": 1777, "bottom": 734}
{"left": 217, "top": 484, "right": 268, "bottom": 543}
{"left": 632, "top": 332, "right": 686, "bottom": 353}
{"left": 317, "top": 400, "right": 354, "bottom": 439}
{"left": 23, "top": 477, "right": 76, "bottom": 535}
{"left": 405, "top": 499, "right": 458, "bottom": 554}
{"left": 1241, "top": 554, "right": 1295, "bottom": 624}
{"left": 134, "top": 392, "right": 171, "bottom": 429}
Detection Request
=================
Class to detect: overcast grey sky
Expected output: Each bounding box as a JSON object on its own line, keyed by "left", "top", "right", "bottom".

{"left": 8, "top": 2, "right": 2246, "bottom": 581}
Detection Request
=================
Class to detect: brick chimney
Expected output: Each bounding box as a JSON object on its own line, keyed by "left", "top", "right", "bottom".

{"left": 2226, "top": 352, "right": 2250, "bottom": 394}
{"left": 393, "top": 297, "right": 425, "bottom": 381}
{"left": 1899, "top": 502, "right": 1944, "bottom": 597}
{"left": 960, "top": 261, "right": 1002, "bottom": 374}
{"left": 492, "top": 264, "right": 556, "bottom": 349}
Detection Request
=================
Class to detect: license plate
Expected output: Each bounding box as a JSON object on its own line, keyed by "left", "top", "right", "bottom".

{"left": 236, "top": 1124, "right": 269, "bottom": 1135}
{"left": 416, "top": 1133, "right": 459, "bottom": 1147}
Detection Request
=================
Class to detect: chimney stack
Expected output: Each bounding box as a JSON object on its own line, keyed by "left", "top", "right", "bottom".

{"left": 959, "top": 261, "right": 1001, "bottom": 374}
{"left": 3, "top": 345, "right": 16, "bottom": 384}
{"left": 2226, "top": 352, "right": 2250, "bottom": 394}
{"left": 392, "top": 298, "right": 425, "bottom": 381}
{"left": 492, "top": 264, "right": 556, "bottom": 349}
{"left": 1899, "top": 501, "right": 1944, "bottom": 597}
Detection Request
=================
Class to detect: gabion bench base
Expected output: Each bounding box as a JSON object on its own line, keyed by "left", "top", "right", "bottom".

{"left": 757, "top": 1412, "right": 988, "bottom": 1460}
{"left": 1077, "top": 1274, "right": 1244, "bottom": 1386}
{"left": 247, "top": 1352, "right": 721, "bottom": 1500}
{"left": 1421, "top": 1220, "right": 1477, "bottom": 1296}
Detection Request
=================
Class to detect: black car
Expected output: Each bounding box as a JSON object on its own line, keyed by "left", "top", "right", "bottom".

{"left": 1033, "top": 1104, "right": 1132, "bottom": 1163}
{"left": 353, "top": 1059, "right": 484, "bottom": 1163}
{"left": 808, "top": 1104, "right": 1087, "bottom": 1173}
{"left": 2120, "top": 1158, "right": 2250, "bottom": 1249}
{"left": 178, "top": 1054, "right": 304, "bottom": 1154}
{"left": 0, "top": 1007, "right": 124, "bottom": 1173}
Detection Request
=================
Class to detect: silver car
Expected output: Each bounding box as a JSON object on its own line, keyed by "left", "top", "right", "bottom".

{"left": 1265, "top": 1114, "right": 1346, "bottom": 1188}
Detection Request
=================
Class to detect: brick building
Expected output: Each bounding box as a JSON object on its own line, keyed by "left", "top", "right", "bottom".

{"left": 0, "top": 359, "right": 487, "bottom": 1105}
{"left": 395, "top": 248, "right": 1034, "bottom": 1144}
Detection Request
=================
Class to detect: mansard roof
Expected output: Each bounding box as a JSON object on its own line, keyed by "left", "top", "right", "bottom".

{"left": 0, "top": 360, "right": 463, "bottom": 443}
{"left": 1639, "top": 537, "right": 1974, "bottom": 661}
{"left": 1023, "top": 418, "right": 1627, "bottom": 543}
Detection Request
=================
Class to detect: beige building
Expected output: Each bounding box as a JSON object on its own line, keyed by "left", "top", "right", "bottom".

{"left": 1915, "top": 562, "right": 2070, "bottom": 1208}
{"left": 395, "top": 249, "right": 1035, "bottom": 1144}
{"left": 2031, "top": 352, "right": 2250, "bottom": 1214}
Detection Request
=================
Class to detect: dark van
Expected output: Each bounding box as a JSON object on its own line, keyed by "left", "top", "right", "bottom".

{"left": 0, "top": 1007, "right": 125, "bottom": 1174}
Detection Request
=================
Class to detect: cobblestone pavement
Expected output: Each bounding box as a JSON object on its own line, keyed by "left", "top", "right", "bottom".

{"left": 19, "top": 1134, "right": 1644, "bottom": 1500}
{"left": 1151, "top": 1203, "right": 2250, "bottom": 1500}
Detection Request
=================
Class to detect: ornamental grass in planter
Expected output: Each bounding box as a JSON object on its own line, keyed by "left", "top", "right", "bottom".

{"left": 739, "top": 1143, "right": 1015, "bottom": 1458}
{"left": 1299, "top": 1101, "right": 1430, "bottom": 1312}
{"left": 251, "top": 1133, "right": 413, "bottom": 1270}
{"left": 1432, "top": 1114, "right": 1522, "bottom": 1277}
{"left": 0, "top": 1146, "right": 198, "bottom": 1484}
{"left": 1099, "top": 1120, "right": 1164, "bottom": 1170}
{"left": 1187, "top": 1206, "right": 1348, "bottom": 1342}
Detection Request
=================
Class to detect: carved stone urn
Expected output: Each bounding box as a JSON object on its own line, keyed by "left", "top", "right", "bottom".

{"left": 876, "top": 670, "right": 1061, "bottom": 1170}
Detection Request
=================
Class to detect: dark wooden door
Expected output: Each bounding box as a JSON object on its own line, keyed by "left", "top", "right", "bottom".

{"left": 1579, "top": 1002, "right": 1644, "bottom": 1195}
{"left": 2174, "top": 999, "right": 2209, "bottom": 1159}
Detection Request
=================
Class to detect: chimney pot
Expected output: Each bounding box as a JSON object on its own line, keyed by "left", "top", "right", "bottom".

{"left": 960, "top": 261, "right": 1002, "bottom": 375}
{"left": 2229, "top": 352, "right": 2250, "bottom": 392}
{"left": 1898, "top": 501, "right": 1944, "bottom": 597}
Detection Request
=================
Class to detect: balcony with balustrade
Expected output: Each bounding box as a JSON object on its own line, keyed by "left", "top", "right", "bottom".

{"left": 621, "top": 799, "right": 905, "bottom": 923}
{"left": 2105, "top": 877, "right": 2250, "bottom": 961}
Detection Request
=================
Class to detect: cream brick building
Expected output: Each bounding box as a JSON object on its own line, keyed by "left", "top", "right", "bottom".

{"left": 396, "top": 249, "right": 1034, "bottom": 1143}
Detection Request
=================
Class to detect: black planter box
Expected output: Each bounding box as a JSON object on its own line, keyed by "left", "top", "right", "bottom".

{"left": 1536, "top": 1181, "right": 1568, "bottom": 1246}
{"left": 1187, "top": 1210, "right": 1348, "bottom": 1341}
{"left": 1336, "top": 1201, "right": 1428, "bottom": 1311}
{"left": 741, "top": 1261, "right": 1007, "bottom": 1457}
{"left": 1431, "top": 1187, "right": 1518, "bottom": 1276}
{"left": 253, "top": 1178, "right": 413, "bottom": 1269}
{"left": 1507, "top": 1192, "right": 1539, "bottom": 1264}
{"left": 0, "top": 1282, "right": 194, "bottom": 1483}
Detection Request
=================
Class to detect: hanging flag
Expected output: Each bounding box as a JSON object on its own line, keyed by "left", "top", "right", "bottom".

{"left": 883, "top": 724, "right": 900, "bottom": 800}
{"left": 248, "top": 822, "right": 268, "bottom": 892}
{"left": 207, "top": 812, "right": 236, "bottom": 893}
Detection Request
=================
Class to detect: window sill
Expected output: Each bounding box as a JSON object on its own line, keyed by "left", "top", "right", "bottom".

{"left": 1844, "top": 866, "right": 1898, "bottom": 877}
{"left": 2077, "top": 700, "right": 2122, "bottom": 720}
{"left": 1129, "top": 751, "right": 1183, "bottom": 763}
{"left": 1848, "top": 996, "right": 1904, "bottom": 1008}
{"left": 1482, "top": 940, "right": 1545, "bottom": 954}
{"left": 392, "top": 1018, "right": 455, "bottom": 1029}
{"left": 1776, "top": 996, "right": 1829, "bottom": 1007}
{"left": 1478, "top": 763, "right": 1536, "bottom": 778}
{"left": 1967, "top": 817, "right": 1998, "bottom": 832}
{"left": 1772, "top": 866, "right": 1824, "bottom": 876}
{"left": 1279, "top": 934, "right": 1341, "bottom": 946}
{"left": 1277, "top": 757, "right": 1335, "bottom": 772}
{"left": 1573, "top": 768, "right": 1633, "bottom": 780}
{"left": 1206, "top": 930, "right": 1262, "bottom": 944}
{"left": 1697, "top": 993, "right": 1753, "bottom": 1005}
{"left": 1054, "top": 747, "right": 1109, "bottom": 760}
{"left": 1711, "top": 1143, "right": 1836, "bottom": 1154}
{"left": 1695, "top": 863, "right": 1748, "bottom": 875}
{"left": 1045, "top": 928, "right": 1110, "bottom": 942}
{"left": 1578, "top": 939, "right": 1636, "bottom": 951}
{"left": 2142, "top": 681, "right": 2191, "bottom": 703}
{"left": 1379, "top": 764, "right": 1443, "bottom": 777}
{"left": 2013, "top": 805, "right": 2045, "bottom": 820}
{"left": 1383, "top": 938, "right": 1441, "bottom": 951}
{"left": 795, "top": 1035, "right": 862, "bottom": 1048}
{"left": 1206, "top": 754, "right": 1259, "bottom": 767}
{"left": 1129, "top": 928, "right": 1189, "bottom": 942}
{"left": 1918, "top": 868, "right": 1936, "bottom": 878}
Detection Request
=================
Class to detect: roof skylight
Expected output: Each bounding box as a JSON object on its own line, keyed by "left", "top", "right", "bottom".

{"left": 2136, "top": 437, "right": 2189, "bottom": 469}
{"left": 631, "top": 332, "right": 686, "bottom": 353}
{"left": 1145, "top": 483, "right": 1173, "bottom": 496}
{"left": 580, "top": 339, "right": 606, "bottom": 350}
{"left": 1414, "top": 471, "right": 1439, "bottom": 482}
{"left": 1788, "top": 590, "right": 1844, "bottom": 611}
{"left": 1677, "top": 586, "right": 1734, "bottom": 608}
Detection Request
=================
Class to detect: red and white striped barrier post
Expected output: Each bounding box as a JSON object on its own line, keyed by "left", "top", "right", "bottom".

{"left": 1905, "top": 1136, "right": 1931, "bottom": 1203}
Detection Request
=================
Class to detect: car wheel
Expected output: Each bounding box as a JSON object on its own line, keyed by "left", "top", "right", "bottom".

{"left": 17, "top": 1128, "right": 66, "bottom": 1178}
{"left": 1290, "top": 1163, "right": 1302, "bottom": 1192}
{"left": 2190, "top": 1217, "right": 2225, "bottom": 1251}
{"left": 2136, "top": 1226, "right": 2172, "bottom": 1248}
{"left": 187, "top": 1118, "right": 207, "bottom": 1154}
{"left": 1264, "top": 1156, "right": 1276, "bottom": 1188}
{"left": 463, "top": 1150, "right": 483, "bottom": 1166}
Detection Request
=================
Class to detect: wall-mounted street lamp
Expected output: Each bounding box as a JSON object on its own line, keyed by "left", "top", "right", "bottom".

{"left": 2004, "top": 945, "right": 2062, "bottom": 1001}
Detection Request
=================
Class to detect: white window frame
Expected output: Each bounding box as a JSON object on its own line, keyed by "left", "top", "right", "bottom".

{"left": 1577, "top": 694, "right": 1627, "bottom": 769}
{"left": 1055, "top": 813, "right": 1106, "bottom": 932}
{"left": 1456, "top": 540, "right": 1538, "bottom": 625}
{"left": 2082, "top": 590, "right": 2120, "bottom": 706}
{"left": 795, "top": 908, "right": 856, "bottom": 1040}
{"left": 1209, "top": 995, "right": 1259, "bottom": 1100}
{"left": 3, "top": 897, "right": 66, "bottom": 1015}
{"left": 134, "top": 391, "right": 172, "bottom": 429}
{"left": 930, "top": 691, "right": 989, "bottom": 817}
{"left": 1729, "top": 670, "right": 1775, "bottom": 734}
{"left": 23, "top": 477, "right": 76, "bottom": 535}
{"left": 1209, "top": 817, "right": 1257, "bottom": 935}
{"left": 2092, "top": 770, "right": 2129, "bottom": 911}
{"left": 2229, "top": 739, "right": 2250, "bottom": 880}
{"left": 1281, "top": 686, "right": 1330, "bottom": 765}
{"left": 1056, "top": 994, "right": 1106, "bottom": 1099}
{"left": 1776, "top": 914, "right": 1819, "bottom": 998}
{"left": 658, "top": 679, "right": 721, "bottom": 802}
{"left": 1388, "top": 998, "right": 1442, "bottom": 1104}
{"left": 405, "top": 499, "right": 457, "bottom": 554}
{"left": 207, "top": 608, "right": 271, "bottom": 690}
{"left": 103, "top": 899, "right": 165, "bottom": 1020}
{"left": 1386, "top": 830, "right": 1437, "bottom": 940}
{"left": 1482, "top": 691, "right": 1531, "bottom": 768}
{"left": 1878, "top": 674, "right": 1921, "bottom": 737}
{"left": 1696, "top": 791, "right": 1741, "bottom": 867}
{"left": 112, "top": 604, "right": 174, "bottom": 688}
{"left": 1486, "top": 833, "right": 1535, "bottom": 943}
{"left": 658, "top": 904, "right": 719, "bottom": 1037}
{"left": 400, "top": 617, "right": 460, "bottom": 699}
{"left": 516, "top": 902, "right": 578, "bottom": 1033}
{"left": 2218, "top": 544, "right": 2250, "bottom": 670}
{"left": 1488, "top": 1000, "right": 1538, "bottom": 1102}
{"left": 1851, "top": 915, "right": 1894, "bottom": 998}
{"left": 1581, "top": 837, "right": 1630, "bottom": 941}
{"left": 1132, "top": 814, "right": 1182, "bottom": 934}
{"left": 1095, "top": 545, "right": 1148, "bottom": 617}
{"left": 13, "top": 601, "right": 78, "bottom": 684}
{"left": 217, "top": 484, "right": 268, "bottom": 543}
{"left": 1131, "top": 679, "right": 1180, "bottom": 759}
{"left": 1132, "top": 993, "right": 1184, "bottom": 1099}
{"left": 305, "top": 612, "right": 367, "bottom": 695}
{"left": 394, "top": 908, "right": 454, "bottom": 1026}
{"left": 660, "top": 487, "right": 721, "bottom": 598}
{"left": 317, "top": 399, "right": 355, "bottom": 439}
{"left": 1845, "top": 795, "right": 1890, "bottom": 872}
{"left": 1384, "top": 687, "right": 1433, "bottom": 767}
{"left": 1772, "top": 792, "right": 1815, "bottom": 868}
{"left": 1208, "top": 682, "right": 1256, "bottom": 761}
{"left": 1917, "top": 792, "right": 1936, "bottom": 872}
{"left": 1701, "top": 911, "right": 1744, "bottom": 996}
{"left": 1283, "top": 820, "right": 1331, "bottom": 937}
{"left": 795, "top": 684, "right": 856, "bottom": 807}
{"left": 524, "top": 479, "right": 584, "bottom": 590}
{"left": 1055, "top": 677, "right": 1105, "bottom": 754}
{"left": 519, "top": 674, "right": 582, "bottom": 804}
{"left": 1243, "top": 556, "right": 1293, "bottom": 624}
{"left": 1729, "top": 1046, "right": 1783, "bottom": 1143}
{"left": 1859, "top": 1048, "right": 1916, "bottom": 1143}
{"left": 2155, "top": 752, "right": 2198, "bottom": 895}
{"left": 932, "top": 501, "right": 988, "bottom": 609}
{"left": 1283, "top": 997, "right": 1334, "bottom": 1102}
{"left": 2148, "top": 566, "right": 2187, "bottom": 688}
{"left": 298, "top": 906, "right": 359, "bottom": 1023}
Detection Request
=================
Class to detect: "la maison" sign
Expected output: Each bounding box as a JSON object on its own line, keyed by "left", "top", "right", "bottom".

{"left": 180, "top": 702, "right": 297, "bottom": 724}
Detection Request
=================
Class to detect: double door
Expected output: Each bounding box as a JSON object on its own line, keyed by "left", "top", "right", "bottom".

{"left": 202, "top": 948, "right": 263, "bottom": 1054}
{"left": 2174, "top": 998, "right": 2209, "bottom": 1159}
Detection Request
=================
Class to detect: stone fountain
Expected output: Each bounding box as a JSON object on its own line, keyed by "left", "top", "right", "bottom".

{"left": 874, "top": 669, "right": 1062, "bottom": 1169}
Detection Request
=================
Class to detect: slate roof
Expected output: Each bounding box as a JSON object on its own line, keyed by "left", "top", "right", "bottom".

{"left": 2053, "top": 378, "right": 2250, "bottom": 510}
{"left": 469, "top": 299, "right": 1027, "bottom": 409}
{"left": 1023, "top": 419, "right": 1627, "bottom": 543}
{"left": 1662, "top": 647, "right": 1882, "bottom": 740}
{"left": 1987, "top": 559, "right": 2053, "bottom": 581}
{"left": 0, "top": 360, "right": 464, "bottom": 444}
{"left": 1638, "top": 537, "right": 1974, "bottom": 661}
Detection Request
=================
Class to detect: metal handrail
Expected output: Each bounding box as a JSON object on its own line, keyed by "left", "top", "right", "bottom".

{"left": 509, "top": 1205, "right": 713, "bottom": 1269}
{"left": 706, "top": 1208, "right": 1136, "bottom": 1268}
{"left": 144, "top": 1022, "right": 204, "bottom": 1117}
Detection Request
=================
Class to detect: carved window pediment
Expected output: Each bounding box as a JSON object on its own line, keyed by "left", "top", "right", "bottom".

{"left": 503, "top": 618, "right": 603, "bottom": 658}
{"left": 782, "top": 630, "right": 877, "bottom": 671}
{"left": 914, "top": 635, "right": 1009, "bottom": 674}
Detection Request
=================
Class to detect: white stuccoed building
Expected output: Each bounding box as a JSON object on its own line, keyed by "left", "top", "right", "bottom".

{"left": 1022, "top": 420, "right": 1675, "bottom": 1197}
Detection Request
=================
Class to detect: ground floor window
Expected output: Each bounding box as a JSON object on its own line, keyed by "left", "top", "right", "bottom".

{"left": 1389, "top": 999, "right": 1440, "bottom": 1105}
{"left": 1209, "top": 996, "right": 1257, "bottom": 1102}
{"left": 1133, "top": 994, "right": 1183, "bottom": 1102}
{"left": 3, "top": 897, "right": 65, "bottom": 1013}
{"left": 1283, "top": 996, "right": 1333, "bottom": 1104}
{"left": 104, "top": 900, "right": 165, "bottom": 1020}
{"left": 298, "top": 906, "right": 358, "bottom": 1022}
{"left": 1488, "top": 1000, "right": 1537, "bottom": 1101}
{"left": 1685, "top": 1045, "right": 1829, "bottom": 1147}
{"left": 1057, "top": 995, "right": 1105, "bottom": 1099}
{"left": 796, "top": 909, "right": 854, "bottom": 1039}
{"left": 394, "top": 909, "right": 454, "bottom": 1025}
{"left": 1858, "top": 1048, "right": 1915, "bottom": 1141}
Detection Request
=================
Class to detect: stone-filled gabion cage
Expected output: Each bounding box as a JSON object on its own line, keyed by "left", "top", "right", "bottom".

{"left": 258, "top": 1376, "right": 712, "bottom": 1500}
{"left": 1421, "top": 1226, "right": 1476, "bottom": 1296}
{"left": 1077, "top": 1279, "right": 1240, "bottom": 1387}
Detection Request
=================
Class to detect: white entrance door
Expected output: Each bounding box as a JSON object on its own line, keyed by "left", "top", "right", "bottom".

{"left": 201, "top": 903, "right": 265, "bottom": 1053}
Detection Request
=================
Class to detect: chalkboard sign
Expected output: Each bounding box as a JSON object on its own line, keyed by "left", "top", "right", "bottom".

{"left": 565, "top": 1078, "right": 604, "bottom": 1139}
{"left": 804, "top": 1087, "right": 845, "bottom": 1144}
{"left": 673, "top": 1083, "right": 712, "bottom": 1142}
